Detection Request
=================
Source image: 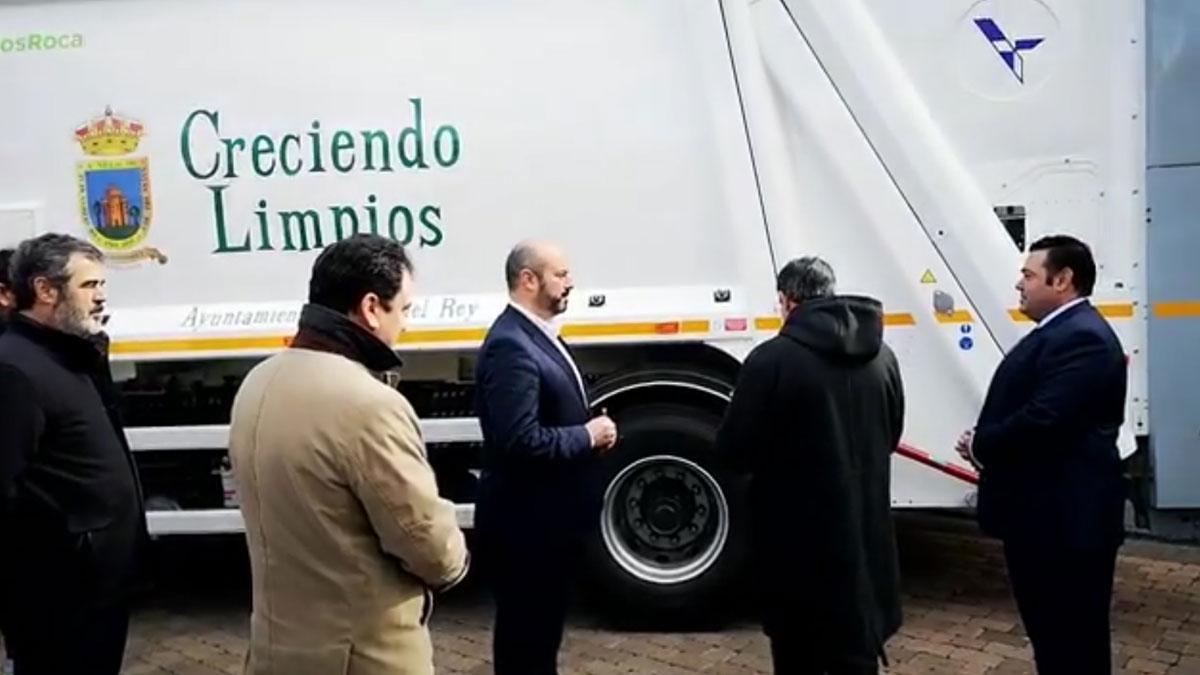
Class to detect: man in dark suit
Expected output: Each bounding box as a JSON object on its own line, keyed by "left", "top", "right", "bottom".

{"left": 957, "top": 234, "right": 1127, "bottom": 675}
{"left": 0, "top": 234, "right": 147, "bottom": 675}
{"left": 474, "top": 240, "right": 617, "bottom": 675}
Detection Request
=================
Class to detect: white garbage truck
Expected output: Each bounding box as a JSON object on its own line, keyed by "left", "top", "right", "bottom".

{"left": 1, "top": 0, "right": 1161, "bottom": 616}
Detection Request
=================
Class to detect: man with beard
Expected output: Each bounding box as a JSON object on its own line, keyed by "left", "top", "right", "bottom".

{"left": 0, "top": 233, "right": 147, "bottom": 675}
{"left": 0, "top": 248, "right": 15, "bottom": 332}
{"left": 474, "top": 240, "right": 617, "bottom": 675}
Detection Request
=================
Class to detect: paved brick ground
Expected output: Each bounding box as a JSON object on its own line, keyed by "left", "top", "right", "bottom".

{"left": 5, "top": 513, "right": 1200, "bottom": 674}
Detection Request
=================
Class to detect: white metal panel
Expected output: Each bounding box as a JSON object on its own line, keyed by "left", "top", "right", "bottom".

{"left": 855, "top": 0, "right": 1149, "bottom": 440}
{"left": 743, "top": 0, "right": 1143, "bottom": 467}
{"left": 0, "top": 0, "right": 776, "bottom": 337}
{"left": 126, "top": 418, "right": 485, "bottom": 451}
{"left": 889, "top": 457, "right": 977, "bottom": 509}
{"left": 130, "top": 417, "right": 979, "bottom": 511}
{"left": 146, "top": 504, "right": 475, "bottom": 535}
{"left": 774, "top": 0, "right": 1027, "bottom": 351}
{"left": 146, "top": 509, "right": 245, "bottom": 536}
{"left": 737, "top": 0, "right": 1001, "bottom": 502}
{"left": 0, "top": 204, "right": 40, "bottom": 250}
{"left": 104, "top": 284, "right": 763, "bottom": 356}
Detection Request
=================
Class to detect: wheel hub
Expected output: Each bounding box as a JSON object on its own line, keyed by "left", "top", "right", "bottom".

{"left": 601, "top": 455, "right": 730, "bottom": 585}
{"left": 648, "top": 500, "right": 680, "bottom": 533}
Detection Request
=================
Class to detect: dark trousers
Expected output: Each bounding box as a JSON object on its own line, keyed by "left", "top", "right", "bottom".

{"left": 4, "top": 603, "right": 129, "bottom": 675}
{"left": 768, "top": 637, "right": 879, "bottom": 675}
{"left": 485, "top": 525, "right": 580, "bottom": 675}
{"left": 1004, "top": 540, "right": 1119, "bottom": 675}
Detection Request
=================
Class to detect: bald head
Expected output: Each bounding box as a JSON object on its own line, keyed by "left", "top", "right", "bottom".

{"left": 505, "top": 240, "right": 567, "bottom": 289}
{"left": 505, "top": 240, "right": 574, "bottom": 320}
{"left": 506, "top": 241, "right": 541, "bottom": 291}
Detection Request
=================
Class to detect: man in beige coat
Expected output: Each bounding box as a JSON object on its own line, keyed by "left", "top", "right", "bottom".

{"left": 229, "top": 234, "right": 469, "bottom": 675}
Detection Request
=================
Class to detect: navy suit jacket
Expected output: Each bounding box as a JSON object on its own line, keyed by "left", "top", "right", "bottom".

{"left": 473, "top": 306, "right": 599, "bottom": 538}
{"left": 974, "top": 301, "right": 1127, "bottom": 550}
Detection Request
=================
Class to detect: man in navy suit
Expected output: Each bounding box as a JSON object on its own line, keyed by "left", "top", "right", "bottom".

{"left": 957, "top": 235, "right": 1127, "bottom": 675}
{"left": 474, "top": 240, "right": 617, "bottom": 675}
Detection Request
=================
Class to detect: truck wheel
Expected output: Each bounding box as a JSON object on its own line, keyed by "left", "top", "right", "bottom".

{"left": 584, "top": 403, "right": 749, "bottom": 626}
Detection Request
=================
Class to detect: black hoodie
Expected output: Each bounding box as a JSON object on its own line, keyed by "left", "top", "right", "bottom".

{"left": 717, "top": 295, "right": 906, "bottom": 666}
{"left": 781, "top": 294, "right": 886, "bottom": 362}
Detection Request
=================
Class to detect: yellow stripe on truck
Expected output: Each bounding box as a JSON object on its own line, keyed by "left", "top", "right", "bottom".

{"left": 934, "top": 310, "right": 974, "bottom": 325}
{"left": 396, "top": 327, "right": 487, "bottom": 344}
{"left": 1008, "top": 302, "right": 1135, "bottom": 322}
{"left": 109, "top": 335, "right": 292, "bottom": 355}
{"left": 936, "top": 303, "right": 1135, "bottom": 325}
{"left": 111, "top": 328, "right": 492, "bottom": 354}
{"left": 562, "top": 320, "right": 710, "bottom": 338}
{"left": 1153, "top": 301, "right": 1200, "bottom": 318}
{"left": 885, "top": 313, "right": 917, "bottom": 326}
{"left": 755, "top": 317, "right": 782, "bottom": 331}
{"left": 111, "top": 303, "right": 1141, "bottom": 356}
{"left": 1097, "top": 303, "right": 1136, "bottom": 318}
{"left": 755, "top": 313, "right": 916, "bottom": 331}
{"left": 110, "top": 319, "right": 716, "bottom": 355}
{"left": 756, "top": 303, "right": 1135, "bottom": 332}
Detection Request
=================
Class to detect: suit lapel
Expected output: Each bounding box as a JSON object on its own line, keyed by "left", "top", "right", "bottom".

{"left": 556, "top": 336, "right": 590, "bottom": 401}
{"left": 982, "top": 301, "right": 1095, "bottom": 421}
{"left": 1001, "top": 322, "right": 1045, "bottom": 374}
{"left": 556, "top": 335, "right": 578, "bottom": 364}
{"left": 505, "top": 307, "right": 587, "bottom": 408}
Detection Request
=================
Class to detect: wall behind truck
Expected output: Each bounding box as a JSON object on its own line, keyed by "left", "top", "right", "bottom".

{"left": 1147, "top": 1, "right": 1200, "bottom": 512}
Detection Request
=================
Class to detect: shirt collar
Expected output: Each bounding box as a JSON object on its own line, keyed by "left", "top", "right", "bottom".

{"left": 508, "top": 300, "right": 563, "bottom": 339}
{"left": 1036, "top": 297, "right": 1087, "bottom": 330}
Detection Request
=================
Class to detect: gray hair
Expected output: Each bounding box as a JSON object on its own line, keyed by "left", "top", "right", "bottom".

{"left": 504, "top": 241, "right": 543, "bottom": 291}
{"left": 11, "top": 233, "right": 104, "bottom": 310}
{"left": 776, "top": 256, "right": 836, "bottom": 303}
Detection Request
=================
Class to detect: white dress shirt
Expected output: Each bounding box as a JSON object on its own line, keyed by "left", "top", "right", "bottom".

{"left": 508, "top": 301, "right": 587, "bottom": 403}
{"left": 1035, "top": 297, "right": 1088, "bottom": 330}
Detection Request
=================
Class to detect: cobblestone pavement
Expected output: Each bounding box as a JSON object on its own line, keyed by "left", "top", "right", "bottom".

{"left": 4, "top": 513, "right": 1200, "bottom": 674}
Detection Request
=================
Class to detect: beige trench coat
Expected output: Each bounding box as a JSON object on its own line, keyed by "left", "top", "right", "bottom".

{"left": 229, "top": 348, "right": 468, "bottom": 675}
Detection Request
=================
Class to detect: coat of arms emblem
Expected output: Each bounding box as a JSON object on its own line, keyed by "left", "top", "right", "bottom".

{"left": 75, "top": 106, "right": 167, "bottom": 264}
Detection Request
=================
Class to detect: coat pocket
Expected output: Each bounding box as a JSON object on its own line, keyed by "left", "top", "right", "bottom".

{"left": 65, "top": 517, "right": 118, "bottom": 588}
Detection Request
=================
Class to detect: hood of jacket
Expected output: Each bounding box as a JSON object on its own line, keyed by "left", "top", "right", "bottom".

{"left": 780, "top": 295, "right": 885, "bottom": 362}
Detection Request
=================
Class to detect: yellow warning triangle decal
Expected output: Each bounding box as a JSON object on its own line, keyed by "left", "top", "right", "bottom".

{"left": 920, "top": 269, "right": 937, "bottom": 284}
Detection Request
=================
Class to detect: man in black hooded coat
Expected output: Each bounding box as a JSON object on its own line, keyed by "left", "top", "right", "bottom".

{"left": 718, "top": 257, "right": 905, "bottom": 675}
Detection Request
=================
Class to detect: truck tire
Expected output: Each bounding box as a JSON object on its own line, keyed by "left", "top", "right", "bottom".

{"left": 583, "top": 402, "right": 750, "bottom": 626}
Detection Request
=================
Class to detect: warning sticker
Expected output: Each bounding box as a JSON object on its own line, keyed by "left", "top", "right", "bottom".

{"left": 920, "top": 269, "right": 937, "bottom": 284}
